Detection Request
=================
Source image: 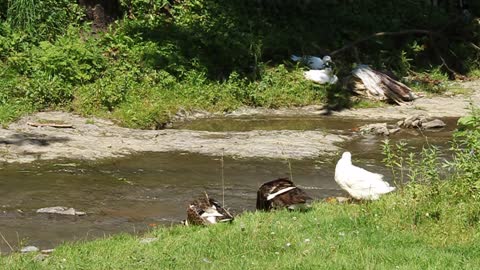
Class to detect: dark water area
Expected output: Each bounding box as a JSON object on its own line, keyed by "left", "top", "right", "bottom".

{"left": 0, "top": 116, "right": 458, "bottom": 253}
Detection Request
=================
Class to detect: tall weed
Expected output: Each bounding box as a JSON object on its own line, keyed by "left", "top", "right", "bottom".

{"left": 380, "top": 107, "right": 480, "bottom": 237}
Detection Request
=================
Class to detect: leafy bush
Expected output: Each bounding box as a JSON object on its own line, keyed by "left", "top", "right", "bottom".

{"left": 24, "top": 27, "right": 106, "bottom": 85}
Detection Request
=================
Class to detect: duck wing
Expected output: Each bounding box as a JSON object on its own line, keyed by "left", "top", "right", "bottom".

{"left": 208, "top": 198, "right": 234, "bottom": 222}
{"left": 339, "top": 164, "right": 393, "bottom": 191}
{"left": 291, "top": 55, "right": 325, "bottom": 69}
{"left": 304, "top": 70, "right": 329, "bottom": 84}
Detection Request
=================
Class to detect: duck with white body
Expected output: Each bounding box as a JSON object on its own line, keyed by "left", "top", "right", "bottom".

{"left": 335, "top": 152, "right": 395, "bottom": 200}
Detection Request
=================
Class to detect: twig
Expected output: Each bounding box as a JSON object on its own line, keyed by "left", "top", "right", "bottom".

{"left": 287, "top": 158, "right": 293, "bottom": 182}
{"left": 469, "top": 42, "right": 480, "bottom": 52}
{"left": 278, "top": 143, "right": 294, "bottom": 181}
{"left": 220, "top": 149, "right": 225, "bottom": 206}
{"left": 330, "top": 29, "right": 440, "bottom": 56}
{"left": 27, "top": 122, "right": 74, "bottom": 128}
{"left": 0, "top": 232, "right": 14, "bottom": 252}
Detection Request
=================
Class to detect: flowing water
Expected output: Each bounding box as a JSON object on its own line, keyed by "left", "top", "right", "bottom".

{"left": 0, "top": 116, "right": 457, "bottom": 253}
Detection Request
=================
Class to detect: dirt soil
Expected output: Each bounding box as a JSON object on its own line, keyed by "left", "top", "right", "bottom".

{"left": 0, "top": 81, "right": 478, "bottom": 163}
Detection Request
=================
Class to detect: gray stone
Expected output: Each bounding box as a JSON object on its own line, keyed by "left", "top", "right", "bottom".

{"left": 359, "top": 123, "right": 400, "bottom": 136}
{"left": 400, "top": 115, "right": 428, "bottom": 128}
{"left": 360, "top": 123, "right": 390, "bottom": 136}
{"left": 21, "top": 246, "right": 39, "bottom": 253}
{"left": 36, "top": 206, "right": 85, "bottom": 216}
{"left": 411, "top": 120, "right": 421, "bottom": 127}
{"left": 422, "top": 119, "right": 446, "bottom": 129}
{"left": 388, "top": 128, "right": 401, "bottom": 134}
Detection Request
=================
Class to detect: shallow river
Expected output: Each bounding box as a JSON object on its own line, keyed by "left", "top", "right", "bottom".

{"left": 0, "top": 117, "right": 457, "bottom": 253}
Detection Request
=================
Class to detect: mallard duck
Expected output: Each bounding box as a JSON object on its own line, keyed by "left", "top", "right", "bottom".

{"left": 256, "top": 178, "right": 312, "bottom": 211}
{"left": 304, "top": 68, "right": 338, "bottom": 84}
{"left": 184, "top": 193, "right": 234, "bottom": 226}
{"left": 335, "top": 152, "right": 395, "bottom": 200}
{"left": 291, "top": 55, "right": 332, "bottom": 70}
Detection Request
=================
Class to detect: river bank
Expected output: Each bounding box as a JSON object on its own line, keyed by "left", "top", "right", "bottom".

{"left": 0, "top": 80, "right": 478, "bottom": 164}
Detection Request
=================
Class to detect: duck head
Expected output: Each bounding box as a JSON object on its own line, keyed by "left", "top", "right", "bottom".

{"left": 340, "top": 152, "right": 352, "bottom": 163}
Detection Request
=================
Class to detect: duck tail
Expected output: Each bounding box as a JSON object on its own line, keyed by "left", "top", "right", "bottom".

{"left": 291, "top": 55, "right": 302, "bottom": 62}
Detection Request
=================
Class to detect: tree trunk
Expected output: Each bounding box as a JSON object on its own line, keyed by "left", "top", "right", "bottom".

{"left": 78, "top": 0, "right": 121, "bottom": 31}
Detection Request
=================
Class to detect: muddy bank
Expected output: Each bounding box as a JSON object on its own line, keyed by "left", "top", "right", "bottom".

{"left": 0, "top": 112, "right": 346, "bottom": 163}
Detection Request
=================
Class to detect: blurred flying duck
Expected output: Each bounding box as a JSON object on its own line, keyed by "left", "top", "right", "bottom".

{"left": 184, "top": 193, "right": 234, "bottom": 226}
{"left": 291, "top": 55, "right": 332, "bottom": 70}
{"left": 256, "top": 178, "right": 312, "bottom": 211}
{"left": 335, "top": 152, "right": 396, "bottom": 200}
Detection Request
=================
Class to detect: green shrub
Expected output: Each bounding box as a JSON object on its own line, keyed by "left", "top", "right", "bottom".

{"left": 0, "top": 22, "right": 31, "bottom": 60}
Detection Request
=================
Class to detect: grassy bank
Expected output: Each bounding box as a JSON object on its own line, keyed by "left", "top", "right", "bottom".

{"left": 2, "top": 109, "right": 479, "bottom": 269}
{"left": 1, "top": 199, "right": 479, "bottom": 269}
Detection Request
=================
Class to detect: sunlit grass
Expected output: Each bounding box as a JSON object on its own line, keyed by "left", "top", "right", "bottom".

{"left": 2, "top": 194, "right": 479, "bottom": 269}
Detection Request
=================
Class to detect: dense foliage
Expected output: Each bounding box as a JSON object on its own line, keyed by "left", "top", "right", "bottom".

{"left": 0, "top": 0, "right": 479, "bottom": 128}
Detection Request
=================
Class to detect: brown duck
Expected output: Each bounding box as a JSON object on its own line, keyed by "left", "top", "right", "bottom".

{"left": 256, "top": 178, "right": 312, "bottom": 211}
{"left": 184, "top": 193, "right": 234, "bottom": 226}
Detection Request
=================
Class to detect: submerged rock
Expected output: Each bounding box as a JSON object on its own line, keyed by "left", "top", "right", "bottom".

{"left": 359, "top": 123, "right": 400, "bottom": 136}
{"left": 36, "top": 206, "right": 86, "bottom": 216}
{"left": 21, "top": 246, "right": 39, "bottom": 253}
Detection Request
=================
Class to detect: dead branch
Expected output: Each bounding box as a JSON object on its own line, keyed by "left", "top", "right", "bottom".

{"left": 427, "top": 35, "right": 458, "bottom": 79}
{"left": 330, "top": 29, "right": 440, "bottom": 56}
{"left": 27, "top": 122, "right": 74, "bottom": 128}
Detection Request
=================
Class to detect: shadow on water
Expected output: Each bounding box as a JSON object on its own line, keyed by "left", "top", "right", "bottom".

{"left": 172, "top": 116, "right": 388, "bottom": 133}
{"left": 0, "top": 116, "right": 457, "bottom": 253}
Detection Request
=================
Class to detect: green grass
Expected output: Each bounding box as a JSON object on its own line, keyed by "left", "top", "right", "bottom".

{"left": 1, "top": 196, "right": 479, "bottom": 269}
{"left": 0, "top": 102, "right": 33, "bottom": 127}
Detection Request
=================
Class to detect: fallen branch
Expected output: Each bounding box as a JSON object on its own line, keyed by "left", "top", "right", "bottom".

{"left": 27, "top": 122, "right": 74, "bottom": 128}
{"left": 428, "top": 35, "right": 458, "bottom": 79}
{"left": 330, "top": 29, "right": 440, "bottom": 56}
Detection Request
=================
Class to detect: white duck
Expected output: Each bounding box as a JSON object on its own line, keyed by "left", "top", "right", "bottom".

{"left": 291, "top": 55, "right": 332, "bottom": 70}
{"left": 304, "top": 68, "right": 338, "bottom": 84}
{"left": 335, "top": 152, "right": 395, "bottom": 200}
